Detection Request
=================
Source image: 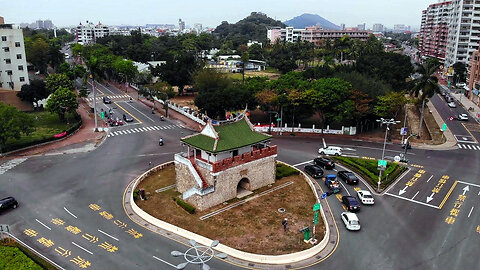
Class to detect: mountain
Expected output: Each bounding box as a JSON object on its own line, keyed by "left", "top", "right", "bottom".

{"left": 214, "top": 12, "right": 286, "bottom": 46}
{"left": 284, "top": 13, "right": 340, "bottom": 30}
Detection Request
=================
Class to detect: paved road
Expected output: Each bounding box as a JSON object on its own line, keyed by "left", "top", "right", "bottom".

{"left": 1, "top": 82, "right": 480, "bottom": 269}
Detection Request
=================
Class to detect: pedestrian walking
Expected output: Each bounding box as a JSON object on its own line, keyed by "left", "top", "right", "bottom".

{"left": 282, "top": 218, "right": 288, "bottom": 232}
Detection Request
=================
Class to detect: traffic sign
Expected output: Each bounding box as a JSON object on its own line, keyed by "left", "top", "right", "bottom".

{"left": 313, "top": 212, "right": 319, "bottom": 225}
{"left": 400, "top": 127, "right": 408, "bottom": 136}
{"left": 378, "top": 160, "right": 387, "bottom": 167}
{"left": 321, "top": 192, "right": 327, "bottom": 199}
{"left": 101, "top": 111, "right": 105, "bottom": 119}
{"left": 313, "top": 203, "right": 321, "bottom": 211}
{"left": 276, "top": 118, "right": 281, "bottom": 122}
{"left": 0, "top": 224, "right": 10, "bottom": 233}
{"left": 442, "top": 123, "right": 447, "bottom": 131}
{"left": 394, "top": 156, "right": 401, "bottom": 162}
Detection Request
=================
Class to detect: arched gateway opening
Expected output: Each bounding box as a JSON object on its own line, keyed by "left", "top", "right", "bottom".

{"left": 236, "top": 178, "right": 252, "bottom": 198}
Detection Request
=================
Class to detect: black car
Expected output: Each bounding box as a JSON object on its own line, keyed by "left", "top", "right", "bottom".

{"left": 0, "top": 197, "right": 18, "bottom": 213}
{"left": 337, "top": 171, "right": 359, "bottom": 184}
{"left": 342, "top": 196, "right": 361, "bottom": 212}
{"left": 314, "top": 157, "right": 335, "bottom": 169}
{"left": 304, "top": 165, "right": 324, "bottom": 179}
{"left": 123, "top": 114, "right": 133, "bottom": 122}
{"left": 103, "top": 96, "right": 112, "bottom": 104}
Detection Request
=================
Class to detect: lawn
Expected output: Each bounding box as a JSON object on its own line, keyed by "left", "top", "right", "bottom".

{"left": 135, "top": 163, "right": 322, "bottom": 255}
{"left": 332, "top": 156, "right": 407, "bottom": 190}
{"left": 3, "top": 111, "right": 80, "bottom": 152}
{"left": 0, "top": 239, "right": 56, "bottom": 270}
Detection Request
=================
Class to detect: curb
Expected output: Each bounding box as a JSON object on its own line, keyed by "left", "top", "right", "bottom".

{"left": 122, "top": 161, "right": 339, "bottom": 269}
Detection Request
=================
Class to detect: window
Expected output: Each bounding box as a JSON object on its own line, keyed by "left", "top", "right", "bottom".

{"left": 19, "top": 77, "right": 25, "bottom": 82}
{"left": 5, "top": 59, "right": 11, "bottom": 64}
{"left": 15, "top": 42, "right": 20, "bottom": 47}
{"left": 18, "top": 65, "right": 23, "bottom": 71}
{"left": 1, "top": 36, "right": 6, "bottom": 41}
{"left": 6, "top": 70, "right": 12, "bottom": 75}
{"left": 3, "top": 47, "right": 9, "bottom": 52}
{"left": 16, "top": 54, "right": 22, "bottom": 60}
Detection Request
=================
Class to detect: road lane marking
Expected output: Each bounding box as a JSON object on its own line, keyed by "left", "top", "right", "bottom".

{"left": 292, "top": 160, "right": 313, "bottom": 167}
{"left": 461, "top": 123, "right": 479, "bottom": 143}
{"left": 412, "top": 191, "right": 419, "bottom": 200}
{"left": 468, "top": 206, "right": 474, "bottom": 218}
{"left": 114, "top": 101, "right": 143, "bottom": 124}
{"left": 338, "top": 181, "right": 350, "bottom": 196}
{"left": 97, "top": 229, "right": 119, "bottom": 241}
{"left": 72, "top": 241, "right": 93, "bottom": 255}
{"left": 152, "top": 255, "right": 178, "bottom": 268}
{"left": 121, "top": 101, "right": 156, "bottom": 122}
{"left": 427, "top": 175, "right": 433, "bottom": 183}
{"left": 64, "top": 207, "right": 78, "bottom": 219}
{"left": 439, "top": 180, "right": 458, "bottom": 209}
{"left": 385, "top": 192, "right": 440, "bottom": 209}
{"left": 35, "top": 219, "right": 52, "bottom": 230}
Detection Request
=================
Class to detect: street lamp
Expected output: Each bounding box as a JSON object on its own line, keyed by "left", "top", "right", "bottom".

{"left": 89, "top": 74, "right": 99, "bottom": 132}
{"left": 376, "top": 118, "right": 400, "bottom": 192}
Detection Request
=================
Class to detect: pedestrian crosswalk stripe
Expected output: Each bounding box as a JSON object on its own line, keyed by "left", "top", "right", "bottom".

{"left": 107, "top": 124, "right": 181, "bottom": 138}
{"left": 146, "top": 127, "right": 153, "bottom": 131}
{"left": 153, "top": 126, "right": 160, "bottom": 130}
{"left": 126, "top": 130, "right": 131, "bottom": 134}
{"left": 467, "top": 145, "right": 472, "bottom": 149}
{"left": 458, "top": 143, "right": 480, "bottom": 150}
{"left": 0, "top": 158, "right": 28, "bottom": 175}
{"left": 85, "top": 94, "right": 131, "bottom": 101}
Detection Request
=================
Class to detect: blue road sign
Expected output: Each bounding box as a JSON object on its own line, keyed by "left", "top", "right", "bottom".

{"left": 321, "top": 192, "right": 327, "bottom": 199}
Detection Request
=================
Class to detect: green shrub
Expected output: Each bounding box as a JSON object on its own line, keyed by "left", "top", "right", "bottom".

{"left": 0, "top": 246, "right": 43, "bottom": 270}
{"left": 172, "top": 197, "right": 196, "bottom": 214}
{"left": 133, "top": 190, "right": 140, "bottom": 202}
{"left": 276, "top": 163, "right": 299, "bottom": 179}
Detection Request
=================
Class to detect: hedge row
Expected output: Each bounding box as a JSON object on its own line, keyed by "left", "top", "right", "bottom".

{"left": 332, "top": 156, "right": 407, "bottom": 190}
{"left": 172, "top": 197, "right": 196, "bottom": 214}
{"left": 1, "top": 118, "right": 82, "bottom": 153}
{"left": 276, "top": 163, "right": 299, "bottom": 179}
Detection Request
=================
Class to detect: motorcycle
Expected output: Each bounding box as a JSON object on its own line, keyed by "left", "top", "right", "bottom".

{"left": 160, "top": 116, "right": 165, "bottom": 121}
{"left": 159, "top": 139, "right": 164, "bottom": 146}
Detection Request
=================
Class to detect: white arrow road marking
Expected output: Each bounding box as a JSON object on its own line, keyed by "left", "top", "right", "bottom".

{"left": 468, "top": 206, "right": 474, "bottom": 218}
{"left": 322, "top": 138, "right": 327, "bottom": 149}
{"left": 399, "top": 186, "right": 408, "bottom": 195}
{"left": 463, "top": 185, "right": 470, "bottom": 195}
{"left": 426, "top": 192, "right": 435, "bottom": 203}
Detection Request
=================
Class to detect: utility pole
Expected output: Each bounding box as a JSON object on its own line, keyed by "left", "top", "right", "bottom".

{"left": 91, "top": 75, "right": 98, "bottom": 132}
{"left": 376, "top": 118, "right": 400, "bottom": 192}
{"left": 401, "top": 103, "right": 408, "bottom": 144}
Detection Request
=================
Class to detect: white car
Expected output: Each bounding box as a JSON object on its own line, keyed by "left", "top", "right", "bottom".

{"left": 448, "top": 102, "right": 456, "bottom": 108}
{"left": 341, "top": 212, "right": 361, "bottom": 231}
{"left": 458, "top": 113, "right": 468, "bottom": 121}
{"left": 357, "top": 190, "right": 375, "bottom": 205}
{"left": 318, "top": 146, "right": 342, "bottom": 156}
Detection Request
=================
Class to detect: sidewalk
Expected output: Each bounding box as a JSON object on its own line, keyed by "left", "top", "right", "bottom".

{"left": 5, "top": 100, "right": 106, "bottom": 158}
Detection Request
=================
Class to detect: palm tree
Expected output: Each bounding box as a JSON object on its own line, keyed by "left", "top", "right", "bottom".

{"left": 409, "top": 60, "right": 440, "bottom": 138}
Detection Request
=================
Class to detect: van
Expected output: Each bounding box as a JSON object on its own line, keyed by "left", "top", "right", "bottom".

{"left": 318, "top": 146, "right": 342, "bottom": 156}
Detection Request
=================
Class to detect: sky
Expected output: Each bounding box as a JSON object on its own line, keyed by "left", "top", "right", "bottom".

{"left": 2, "top": 0, "right": 436, "bottom": 29}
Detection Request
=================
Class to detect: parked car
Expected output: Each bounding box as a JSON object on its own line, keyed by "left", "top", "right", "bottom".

{"left": 325, "top": 175, "right": 341, "bottom": 193}
{"left": 458, "top": 113, "right": 469, "bottom": 121}
{"left": 314, "top": 157, "right": 335, "bottom": 169}
{"left": 341, "top": 212, "right": 361, "bottom": 231}
{"left": 448, "top": 101, "right": 456, "bottom": 108}
{"left": 337, "top": 171, "right": 359, "bottom": 185}
{"left": 123, "top": 114, "right": 133, "bottom": 122}
{"left": 357, "top": 190, "right": 375, "bottom": 205}
{"left": 304, "top": 165, "right": 324, "bottom": 179}
{"left": 342, "top": 196, "right": 361, "bottom": 212}
{"left": 103, "top": 96, "right": 112, "bottom": 104}
{"left": 0, "top": 197, "right": 18, "bottom": 213}
{"left": 318, "top": 146, "right": 342, "bottom": 156}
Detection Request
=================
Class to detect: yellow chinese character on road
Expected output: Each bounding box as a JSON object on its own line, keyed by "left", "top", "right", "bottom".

{"left": 441, "top": 175, "right": 450, "bottom": 180}
{"left": 477, "top": 225, "right": 480, "bottom": 234}
{"left": 65, "top": 225, "right": 82, "bottom": 235}
{"left": 82, "top": 233, "right": 99, "bottom": 243}
{"left": 450, "top": 208, "right": 460, "bottom": 217}
{"left": 55, "top": 246, "right": 71, "bottom": 257}
{"left": 414, "top": 173, "right": 422, "bottom": 178}
{"left": 37, "top": 237, "right": 54, "bottom": 247}
{"left": 99, "top": 211, "right": 113, "bottom": 220}
{"left": 125, "top": 228, "right": 143, "bottom": 239}
{"left": 439, "top": 178, "right": 447, "bottom": 184}
{"left": 406, "top": 181, "right": 414, "bottom": 187}
{"left": 98, "top": 241, "right": 118, "bottom": 253}
{"left": 453, "top": 201, "right": 463, "bottom": 209}
{"left": 114, "top": 220, "right": 127, "bottom": 229}
{"left": 51, "top": 218, "right": 65, "bottom": 226}
{"left": 23, "top": 229, "right": 38, "bottom": 237}
{"left": 418, "top": 169, "right": 426, "bottom": 174}
{"left": 457, "top": 194, "right": 467, "bottom": 202}
{"left": 445, "top": 216, "right": 456, "bottom": 225}
{"left": 70, "top": 256, "right": 91, "bottom": 269}
{"left": 89, "top": 204, "right": 101, "bottom": 211}
{"left": 432, "top": 186, "right": 442, "bottom": 193}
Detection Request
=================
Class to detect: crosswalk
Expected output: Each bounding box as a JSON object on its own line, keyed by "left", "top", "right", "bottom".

{"left": 107, "top": 125, "right": 181, "bottom": 137}
{"left": 85, "top": 95, "right": 131, "bottom": 101}
{"left": 458, "top": 143, "right": 480, "bottom": 150}
{"left": 0, "top": 158, "right": 28, "bottom": 175}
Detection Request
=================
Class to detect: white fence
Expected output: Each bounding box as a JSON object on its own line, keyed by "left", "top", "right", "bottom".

{"left": 253, "top": 124, "right": 357, "bottom": 135}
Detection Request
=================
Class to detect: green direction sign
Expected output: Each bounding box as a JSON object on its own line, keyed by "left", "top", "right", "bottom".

{"left": 442, "top": 123, "right": 447, "bottom": 131}
{"left": 101, "top": 112, "right": 105, "bottom": 119}
{"left": 378, "top": 160, "right": 387, "bottom": 167}
{"left": 276, "top": 118, "right": 281, "bottom": 122}
{"left": 314, "top": 211, "right": 319, "bottom": 225}
{"left": 313, "top": 203, "right": 321, "bottom": 212}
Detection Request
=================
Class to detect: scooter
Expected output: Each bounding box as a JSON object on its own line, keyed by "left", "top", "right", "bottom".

{"left": 160, "top": 116, "right": 165, "bottom": 121}
{"left": 159, "top": 139, "right": 164, "bottom": 146}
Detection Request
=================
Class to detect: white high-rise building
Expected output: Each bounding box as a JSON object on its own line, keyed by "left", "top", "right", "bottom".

{"left": 372, "top": 23, "right": 384, "bottom": 32}
{"left": 178, "top": 19, "right": 185, "bottom": 32}
{"left": 445, "top": 0, "right": 480, "bottom": 68}
{"left": 0, "top": 19, "right": 29, "bottom": 91}
{"left": 75, "top": 21, "right": 110, "bottom": 45}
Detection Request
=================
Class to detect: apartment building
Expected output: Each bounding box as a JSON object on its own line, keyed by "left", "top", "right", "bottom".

{"left": 0, "top": 19, "right": 29, "bottom": 91}
{"left": 372, "top": 24, "right": 384, "bottom": 32}
{"left": 468, "top": 50, "right": 480, "bottom": 103}
{"left": 445, "top": 0, "right": 480, "bottom": 68}
{"left": 267, "top": 26, "right": 370, "bottom": 45}
{"left": 75, "top": 21, "right": 110, "bottom": 45}
{"left": 419, "top": 1, "right": 451, "bottom": 61}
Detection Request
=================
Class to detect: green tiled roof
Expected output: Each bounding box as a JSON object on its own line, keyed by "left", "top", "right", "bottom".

{"left": 181, "top": 118, "right": 270, "bottom": 153}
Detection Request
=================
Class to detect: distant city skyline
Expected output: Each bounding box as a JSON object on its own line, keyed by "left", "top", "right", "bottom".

{"left": 2, "top": 0, "right": 434, "bottom": 29}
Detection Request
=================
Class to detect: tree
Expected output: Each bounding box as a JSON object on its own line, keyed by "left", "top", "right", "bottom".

{"left": 47, "top": 39, "right": 64, "bottom": 71}
{"left": 25, "top": 36, "right": 48, "bottom": 73}
{"left": 45, "top": 87, "right": 78, "bottom": 121}
{"left": 373, "top": 91, "right": 407, "bottom": 118}
{"left": 241, "top": 51, "right": 250, "bottom": 83}
{"left": 453, "top": 62, "right": 467, "bottom": 84}
{"left": 17, "top": 80, "right": 49, "bottom": 108}
{"left": 268, "top": 41, "right": 298, "bottom": 74}
{"left": 153, "top": 51, "right": 199, "bottom": 95}
{"left": 0, "top": 102, "right": 34, "bottom": 152}
{"left": 113, "top": 58, "right": 138, "bottom": 90}
{"left": 46, "top": 73, "right": 73, "bottom": 92}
